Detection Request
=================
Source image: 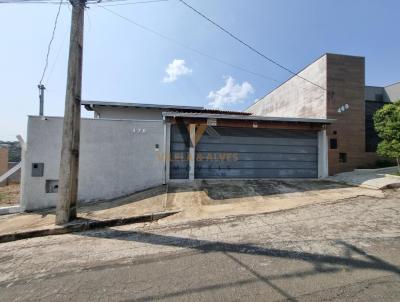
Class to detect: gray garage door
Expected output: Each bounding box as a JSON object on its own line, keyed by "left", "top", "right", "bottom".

{"left": 170, "top": 124, "right": 190, "bottom": 179}
{"left": 195, "top": 127, "right": 318, "bottom": 179}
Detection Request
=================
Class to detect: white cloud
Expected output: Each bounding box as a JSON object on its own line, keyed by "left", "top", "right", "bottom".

{"left": 207, "top": 76, "right": 254, "bottom": 109}
{"left": 162, "top": 59, "right": 192, "bottom": 83}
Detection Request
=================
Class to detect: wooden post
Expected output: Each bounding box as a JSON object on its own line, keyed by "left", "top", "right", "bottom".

{"left": 56, "top": 0, "right": 85, "bottom": 225}
{"left": 188, "top": 124, "right": 196, "bottom": 180}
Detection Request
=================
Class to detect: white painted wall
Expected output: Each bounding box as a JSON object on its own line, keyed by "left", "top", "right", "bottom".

{"left": 20, "top": 116, "right": 165, "bottom": 210}
{"left": 318, "top": 129, "right": 329, "bottom": 178}
{"left": 94, "top": 107, "right": 164, "bottom": 120}
{"left": 384, "top": 82, "right": 400, "bottom": 102}
{"left": 246, "top": 55, "right": 327, "bottom": 118}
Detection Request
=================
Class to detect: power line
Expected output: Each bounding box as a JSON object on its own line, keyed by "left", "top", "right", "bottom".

{"left": 100, "top": 0, "right": 168, "bottom": 7}
{"left": 177, "top": 0, "right": 326, "bottom": 91}
{"left": 39, "top": 0, "right": 63, "bottom": 85}
{"left": 100, "top": 0, "right": 168, "bottom": 5}
{"left": 0, "top": 0, "right": 167, "bottom": 4}
{"left": 98, "top": 5, "right": 280, "bottom": 83}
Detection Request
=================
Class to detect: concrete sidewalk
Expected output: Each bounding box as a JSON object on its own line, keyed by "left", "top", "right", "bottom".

{"left": 328, "top": 166, "right": 400, "bottom": 189}
{"left": 0, "top": 186, "right": 176, "bottom": 243}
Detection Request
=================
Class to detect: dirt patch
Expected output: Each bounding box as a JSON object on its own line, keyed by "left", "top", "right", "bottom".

{"left": 0, "top": 184, "right": 20, "bottom": 206}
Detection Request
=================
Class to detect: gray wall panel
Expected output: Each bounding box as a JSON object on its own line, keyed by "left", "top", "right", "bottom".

{"left": 170, "top": 124, "right": 189, "bottom": 179}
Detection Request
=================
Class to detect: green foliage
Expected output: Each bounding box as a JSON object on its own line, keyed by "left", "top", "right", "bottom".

{"left": 373, "top": 101, "right": 400, "bottom": 171}
{"left": 376, "top": 140, "right": 400, "bottom": 159}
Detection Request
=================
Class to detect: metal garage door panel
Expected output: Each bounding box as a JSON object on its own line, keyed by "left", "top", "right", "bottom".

{"left": 196, "top": 160, "right": 317, "bottom": 169}
{"left": 197, "top": 168, "right": 317, "bottom": 179}
{"left": 195, "top": 127, "right": 318, "bottom": 179}
{"left": 196, "top": 143, "right": 317, "bottom": 154}
{"left": 199, "top": 135, "right": 317, "bottom": 146}
{"left": 170, "top": 124, "right": 189, "bottom": 179}
{"left": 196, "top": 152, "right": 317, "bottom": 162}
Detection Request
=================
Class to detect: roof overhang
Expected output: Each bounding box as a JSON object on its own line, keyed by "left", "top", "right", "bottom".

{"left": 82, "top": 100, "right": 204, "bottom": 111}
{"left": 163, "top": 112, "right": 334, "bottom": 131}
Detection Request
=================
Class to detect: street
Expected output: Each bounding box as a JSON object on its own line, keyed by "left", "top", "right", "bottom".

{"left": 1, "top": 189, "right": 399, "bottom": 301}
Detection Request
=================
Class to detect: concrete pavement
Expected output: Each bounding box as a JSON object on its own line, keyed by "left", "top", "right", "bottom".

{"left": 328, "top": 166, "right": 400, "bottom": 189}
{"left": 0, "top": 189, "right": 399, "bottom": 301}
{"left": 0, "top": 180, "right": 384, "bottom": 242}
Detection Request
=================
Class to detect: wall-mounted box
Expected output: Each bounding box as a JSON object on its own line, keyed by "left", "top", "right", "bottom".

{"left": 32, "top": 163, "right": 44, "bottom": 177}
{"left": 46, "top": 179, "right": 59, "bottom": 193}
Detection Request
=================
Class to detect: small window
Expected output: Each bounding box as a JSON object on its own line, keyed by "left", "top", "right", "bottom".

{"left": 330, "top": 138, "right": 338, "bottom": 149}
{"left": 339, "top": 153, "right": 347, "bottom": 163}
{"left": 333, "top": 130, "right": 337, "bottom": 135}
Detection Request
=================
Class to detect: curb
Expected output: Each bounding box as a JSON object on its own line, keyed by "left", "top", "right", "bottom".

{"left": 0, "top": 205, "right": 22, "bottom": 215}
{"left": 0, "top": 210, "right": 180, "bottom": 244}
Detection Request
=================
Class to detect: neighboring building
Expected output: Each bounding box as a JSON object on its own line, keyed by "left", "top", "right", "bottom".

{"left": 0, "top": 146, "right": 8, "bottom": 187}
{"left": 364, "top": 82, "right": 400, "bottom": 153}
{"left": 247, "top": 53, "right": 400, "bottom": 175}
{"left": 7, "top": 162, "right": 21, "bottom": 184}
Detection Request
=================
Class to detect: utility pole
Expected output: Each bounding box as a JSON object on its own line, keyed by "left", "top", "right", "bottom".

{"left": 56, "top": 0, "right": 85, "bottom": 225}
{"left": 38, "top": 84, "right": 45, "bottom": 116}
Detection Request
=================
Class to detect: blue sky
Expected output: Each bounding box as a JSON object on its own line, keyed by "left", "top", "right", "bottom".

{"left": 0, "top": 0, "right": 399, "bottom": 140}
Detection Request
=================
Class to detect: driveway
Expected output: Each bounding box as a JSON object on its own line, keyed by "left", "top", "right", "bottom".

{"left": 0, "top": 189, "right": 399, "bottom": 301}
{"left": 0, "top": 179, "right": 383, "bottom": 238}
{"left": 163, "top": 179, "right": 383, "bottom": 223}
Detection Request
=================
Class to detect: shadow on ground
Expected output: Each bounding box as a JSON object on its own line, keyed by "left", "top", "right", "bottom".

{"left": 80, "top": 229, "right": 400, "bottom": 302}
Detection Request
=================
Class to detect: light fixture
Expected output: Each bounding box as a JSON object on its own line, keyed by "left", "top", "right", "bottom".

{"left": 337, "top": 103, "right": 350, "bottom": 114}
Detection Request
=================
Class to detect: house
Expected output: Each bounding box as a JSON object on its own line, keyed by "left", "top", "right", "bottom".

{"left": 246, "top": 53, "right": 400, "bottom": 175}
{"left": 20, "top": 102, "right": 332, "bottom": 210}
{"left": 21, "top": 52, "right": 396, "bottom": 210}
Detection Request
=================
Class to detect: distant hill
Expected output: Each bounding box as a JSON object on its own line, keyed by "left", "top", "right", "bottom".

{"left": 0, "top": 141, "right": 21, "bottom": 162}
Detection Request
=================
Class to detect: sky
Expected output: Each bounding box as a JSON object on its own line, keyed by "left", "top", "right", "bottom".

{"left": 0, "top": 0, "right": 399, "bottom": 141}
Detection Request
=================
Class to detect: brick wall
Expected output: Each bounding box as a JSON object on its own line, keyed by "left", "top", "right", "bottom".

{"left": 325, "top": 54, "right": 367, "bottom": 175}
{"left": 0, "top": 147, "right": 8, "bottom": 187}
{"left": 246, "top": 53, "right": 388, "bottom": 175}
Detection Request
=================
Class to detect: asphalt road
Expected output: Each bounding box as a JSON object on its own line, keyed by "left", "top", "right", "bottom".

{"left": 0, "top": 190, "right": 399, "bottom": 301}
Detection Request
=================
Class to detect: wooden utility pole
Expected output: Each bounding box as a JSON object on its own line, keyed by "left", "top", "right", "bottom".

{"left": 56, "top": 0, "right": 85, "bottom": 225}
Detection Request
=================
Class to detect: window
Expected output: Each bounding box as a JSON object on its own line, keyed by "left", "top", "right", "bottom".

{"left": 339, "top": 153, "right": 347, "bottom": 163}
{"left": 330, "top": 138, "right": 338, "bottom": 149}
{"left": 365, "top": 101, "right": 386, "bottom": 152}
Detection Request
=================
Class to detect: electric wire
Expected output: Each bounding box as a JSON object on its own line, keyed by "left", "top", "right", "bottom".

{"left": 98, "top": 5, "right": 280, "bottom": 83}
{"left": 39, "top": 0, "right": 63, "bottom": 86}
{"left": 0, "top": 0, "right": 168, "bottom": 4}
{"left": 177, "top": 0, "right": 326, "bottom": 91}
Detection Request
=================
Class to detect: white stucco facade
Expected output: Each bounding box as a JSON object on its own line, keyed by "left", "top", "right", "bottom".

{"left": 20, "top": 116, "right": 165, "bottom": 211}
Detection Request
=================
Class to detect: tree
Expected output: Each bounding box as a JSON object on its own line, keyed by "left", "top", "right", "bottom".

{"left": 373, "top": 101, "right": 400, "bottom": 172}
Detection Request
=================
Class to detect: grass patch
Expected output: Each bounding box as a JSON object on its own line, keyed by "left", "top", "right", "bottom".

{"left": 0, "top": 184, "right": 20, "bottom": 206}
